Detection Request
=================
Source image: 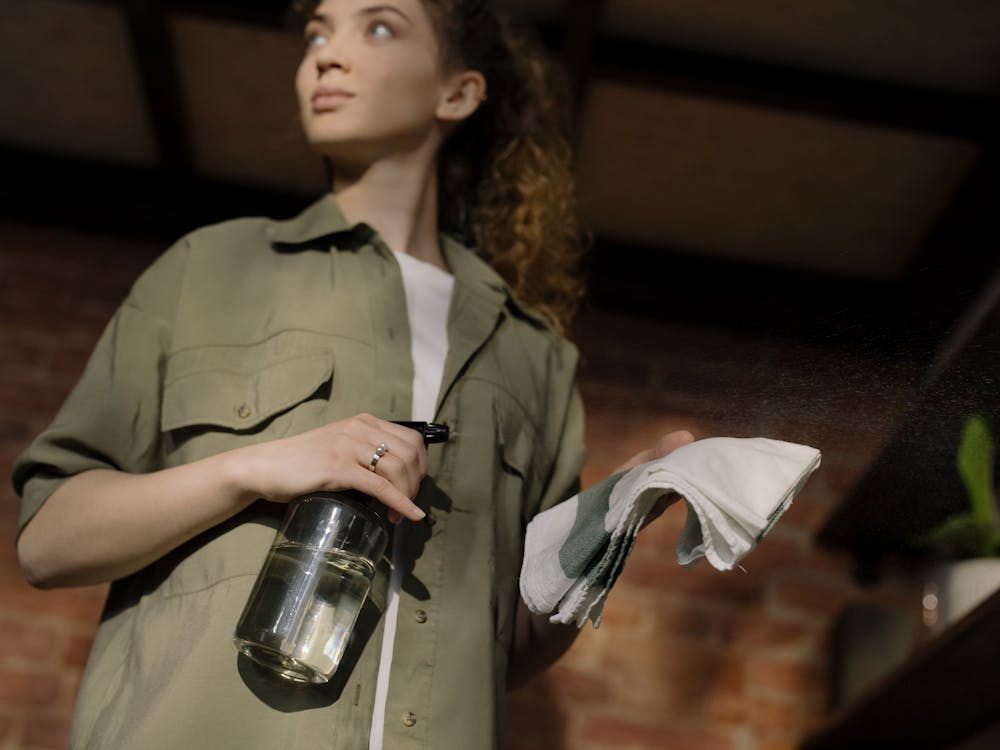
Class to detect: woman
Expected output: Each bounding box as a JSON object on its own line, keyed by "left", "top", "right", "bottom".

{"left": 13, "top": 1, "right": 691, "bottom": 747}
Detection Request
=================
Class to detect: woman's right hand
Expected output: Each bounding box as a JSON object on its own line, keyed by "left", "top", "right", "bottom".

{"left": 17, "top": 414, "right": 428, "bottom": 588}
{"left": 229, "top": 414, "right": 428, "bottom": 522}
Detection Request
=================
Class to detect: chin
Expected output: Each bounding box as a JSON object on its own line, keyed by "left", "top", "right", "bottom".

{"left": 307, "top": 128, "right": 436, "bottom": 167}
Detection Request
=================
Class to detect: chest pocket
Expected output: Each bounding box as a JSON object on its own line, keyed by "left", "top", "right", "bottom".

{"left": 161, "top": 330, "right": 334, "bottom": 455}
{"left": 493, "top": 398, "right": 542, "bottom": 509}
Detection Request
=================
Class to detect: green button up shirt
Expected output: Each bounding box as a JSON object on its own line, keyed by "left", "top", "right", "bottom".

{"left": 12, "top": 195, "right": 585, "bottom": 750}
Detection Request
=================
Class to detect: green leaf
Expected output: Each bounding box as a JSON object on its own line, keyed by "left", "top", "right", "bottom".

{"left": 957, "top": 415, "right": 997, "bottom": 526}
{"left": 921, "top": 512, "right": 1000, "bottom": 559}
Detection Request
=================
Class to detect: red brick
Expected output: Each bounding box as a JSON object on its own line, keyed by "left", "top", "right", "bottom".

{"left": 536, "top": 663, "right": 612, "bottom": 703}
{"left": 0, "top": 620, "right": 59, "bottom": 661}
{"left": 0, "top": 670, "right": 61, "bottom": 705}
{"left": 0, "top": 579, "right": 106, "bottom": 626}
{"left": 503, "top": 692, "right": 569, "bottom": 750}
{"left": 0, "top": 380, "right": 74, "bottom": 415}
{"left": 723, "top": 610, "right": 816, "bottom": 654}
{"left": 778, "top": 495, "right": 837, "bottom": 534}
{"left": 605, "top": 638, "right": 723, "bottom": 716}
{"left": 736, "top": 534, "right": 808, "bottom": 574}
{"left": 0, "top": 714, "right": 17, "bottom": 741}
{"left": 21, "top": 717, "right": 71, "bottom": 750}
{"left": 746, "top": 694, "right": 802, "bottom": 734}
{"left": 756, "top": 740, "right": 799, "bottom": 750}
{"left": 0, "top": 416, "right": 33, "bottom": 445}
{"left": 770, "top": 573, "right": 854, "bottom": 618}
{"left": 63, "top": 636, "right": 94, "bottom": 670}
{"left": 704, "top": 657, "right": 749, "bottom": 722}
{"left": 0, "top": 503, "right": 21, "bottom": 533}
{"left": 595, "top": 589, "right": 654, "bottom": 632}
{"left": 749, "top": 657, "right": 825, "bottom": 700}
{"left": 579, "top": 714, "right": 733, "bottom": 750}
{"left": 620, "top": 555, "right": 767, "bottom": 605}
{"left": 645, "top": 598, "right": 732, "bottom": 643}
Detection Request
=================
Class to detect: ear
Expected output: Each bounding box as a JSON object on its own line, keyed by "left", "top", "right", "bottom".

{"left": 436, "top": 69, "right": 487, "bottom": 123}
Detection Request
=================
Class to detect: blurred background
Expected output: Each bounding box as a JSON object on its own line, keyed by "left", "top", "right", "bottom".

{"left": 1, "top": 1, "right": 998, "bottom": 748}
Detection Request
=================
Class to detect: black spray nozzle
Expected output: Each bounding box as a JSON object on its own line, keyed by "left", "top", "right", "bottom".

{"left": 392, "top": 421, "right": 450, "bottom": 445}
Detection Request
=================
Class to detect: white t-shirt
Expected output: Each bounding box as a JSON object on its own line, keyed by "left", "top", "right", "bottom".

{"left": 392, "top": 250, "right": 454, "bottom": 420}
{"left": 369, "top": 250, "right": 454, "bottom": 749}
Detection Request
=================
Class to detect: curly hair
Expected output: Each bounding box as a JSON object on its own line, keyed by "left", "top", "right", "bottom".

{"left": 289, "top": 0, "right": 587, "bottom": 332}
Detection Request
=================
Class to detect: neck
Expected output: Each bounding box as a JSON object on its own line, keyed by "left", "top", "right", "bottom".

{"left": 331, "top": 142, "right": 447, "bottom": 270}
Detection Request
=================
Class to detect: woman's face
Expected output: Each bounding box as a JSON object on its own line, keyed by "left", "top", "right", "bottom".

{"left": 295, "top": 0, "right": 454, "bottom": 166}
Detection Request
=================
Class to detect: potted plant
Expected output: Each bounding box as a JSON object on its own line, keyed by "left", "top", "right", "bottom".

{"left": 920, "top": 414, "right": 1000, "bottom": 631}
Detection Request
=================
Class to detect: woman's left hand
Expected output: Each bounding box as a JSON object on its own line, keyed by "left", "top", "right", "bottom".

{"left": 611, "top": 430, "right": 695, "bottom": 529}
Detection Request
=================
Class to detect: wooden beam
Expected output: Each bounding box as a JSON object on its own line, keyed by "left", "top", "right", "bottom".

{"left": 93, "top": 0, "right": 290, "bottom": 29}
{"left": 584, "top": 34, "right": 995, "bottom": 142}
{"left": 558, "top": 0, "right": 607, "bottom": 121}
{"left": 0, "top": 146, "right": 310, "bottom": 239}
{"left": 0, "top": 146, "right": 921, "bottom": 357}
{"left": 94, "top": 0, "right": 994, "bottom": 141}
{"left": 897, "top": 148, "right": 1000, "bottom": 365}
{"left": 122, "top": 0, "right": 195, "bottom": 172}
{"left": 803, "top": 590, "right": 1000, "bottom": 749}
{"left": 584, "top": 236, "right": 926, "bottom": 358}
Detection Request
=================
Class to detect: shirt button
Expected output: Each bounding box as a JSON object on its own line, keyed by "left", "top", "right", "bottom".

{"left": 414, "top": 609, "right": 427, "bottom": 624}
{"left": 402, "top": 711, "right": 416, "bottom": 727}
{"left": 236, "top": 403, "right": 252, "bottom": 419}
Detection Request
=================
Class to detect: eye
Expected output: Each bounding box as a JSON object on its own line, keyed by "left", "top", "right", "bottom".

{"left": 367, "top": 20, "right": 393, "bottom": 39}
{"left": 305, "top": 30, "right": 328, "bottom": 48}
{"left": 303, "top": 22, "right": 328, "bottom": 49}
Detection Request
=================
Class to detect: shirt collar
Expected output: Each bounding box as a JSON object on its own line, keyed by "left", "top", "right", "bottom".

{"left": 265, "top": 193, "right": 371, "bottom": 246}
{"left": 266, "top": 193, "right": 552, "bottom": 330}
{"left": 440, "top": 233, "right": 553, "bottom": 329}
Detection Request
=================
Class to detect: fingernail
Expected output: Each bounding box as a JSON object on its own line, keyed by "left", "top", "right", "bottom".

{"left": 411, "top": 505, "right": 426, "bottom": 520}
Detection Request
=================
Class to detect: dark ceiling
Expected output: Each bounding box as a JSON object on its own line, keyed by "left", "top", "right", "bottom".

{"left": 1, "top": 0, "right": 998, "bottom": 362}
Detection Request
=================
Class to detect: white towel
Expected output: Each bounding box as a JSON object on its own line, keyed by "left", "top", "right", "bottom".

{"left": 519, "top": 437, "right": 822, "bottom": 628}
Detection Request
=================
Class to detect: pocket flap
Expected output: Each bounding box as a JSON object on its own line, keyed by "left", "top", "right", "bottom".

{"left": 493, "top": 400, "right": 538, "bottom": 484}
{"left": 162, "top": 333, "right": 333, "bottom": 432}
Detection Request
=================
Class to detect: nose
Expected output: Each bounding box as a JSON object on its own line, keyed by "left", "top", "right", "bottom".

{"left": 314, "top": 34, "right": 350, "bottom": 75}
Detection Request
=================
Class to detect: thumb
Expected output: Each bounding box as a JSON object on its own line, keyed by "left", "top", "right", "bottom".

{"left": 655, "top": 430, "right": 695, "bottom": 458}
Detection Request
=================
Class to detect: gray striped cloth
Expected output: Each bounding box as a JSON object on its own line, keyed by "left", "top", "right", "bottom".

{"left": 519, "top": 437, "right": 822, "bottom": 628}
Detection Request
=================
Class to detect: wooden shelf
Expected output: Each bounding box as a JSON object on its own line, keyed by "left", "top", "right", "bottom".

{"left": 802, "top": 588, "right": 1000, "bottom": 749}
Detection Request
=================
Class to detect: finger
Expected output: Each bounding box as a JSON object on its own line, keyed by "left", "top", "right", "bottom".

{"left": 616, "top": 448, "right": 656, "bottom": 473}
{"left": 357, "top": 440, "right": 382, "bottom": 475}
{"left": 348, "top": 465, "right": 426, "bottom": 521}
{"left": 611, "top": 430, "right": 696, "bottom": 475}
{"left": 351, "top": 417, "right": 426, "bottom": 478}
{"left": 367, "top": 451, "right": 420, "bottom": 499}
{"left": 655, "top": 430, "right": 695, "bottom": 458}
{"left": 374, "top": 420, "right": 428, "bottom": 475}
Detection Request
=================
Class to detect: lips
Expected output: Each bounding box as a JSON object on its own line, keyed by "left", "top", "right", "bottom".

{"left": 312, "top": 86, "right": 355, "bottom": 111}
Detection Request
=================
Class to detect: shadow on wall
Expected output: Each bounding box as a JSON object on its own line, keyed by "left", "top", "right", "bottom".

{"left": 505, "top": 670, "right": 569, "bottom": 750}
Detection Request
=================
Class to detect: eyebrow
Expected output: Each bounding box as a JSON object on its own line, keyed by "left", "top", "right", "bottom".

{"left": 308, "top": 5, "right": 413, "bottom": 27}
{"left": 359, "top": 4, "right": 413, "bottom": 24}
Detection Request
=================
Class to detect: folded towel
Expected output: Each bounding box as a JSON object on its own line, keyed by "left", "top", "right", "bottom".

{"left": 519, "top": 437, "right": 822, "bottom": 628}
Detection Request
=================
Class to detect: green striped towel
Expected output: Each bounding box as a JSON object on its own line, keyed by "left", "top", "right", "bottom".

{"left": 519, "top": 437, "right": 821, "bottom": 628}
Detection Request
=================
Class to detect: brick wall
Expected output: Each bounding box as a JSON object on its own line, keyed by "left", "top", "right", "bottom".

{"left": 505, "top": 310, "right": 924, "bottom": 749}
{"left": 0, "top": 220, "right": 921, "bottom": 749}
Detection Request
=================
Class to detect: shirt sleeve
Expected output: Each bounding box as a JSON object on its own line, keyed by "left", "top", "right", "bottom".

{"left": 10, "top": 238, "right": 190, "bottom": 536}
